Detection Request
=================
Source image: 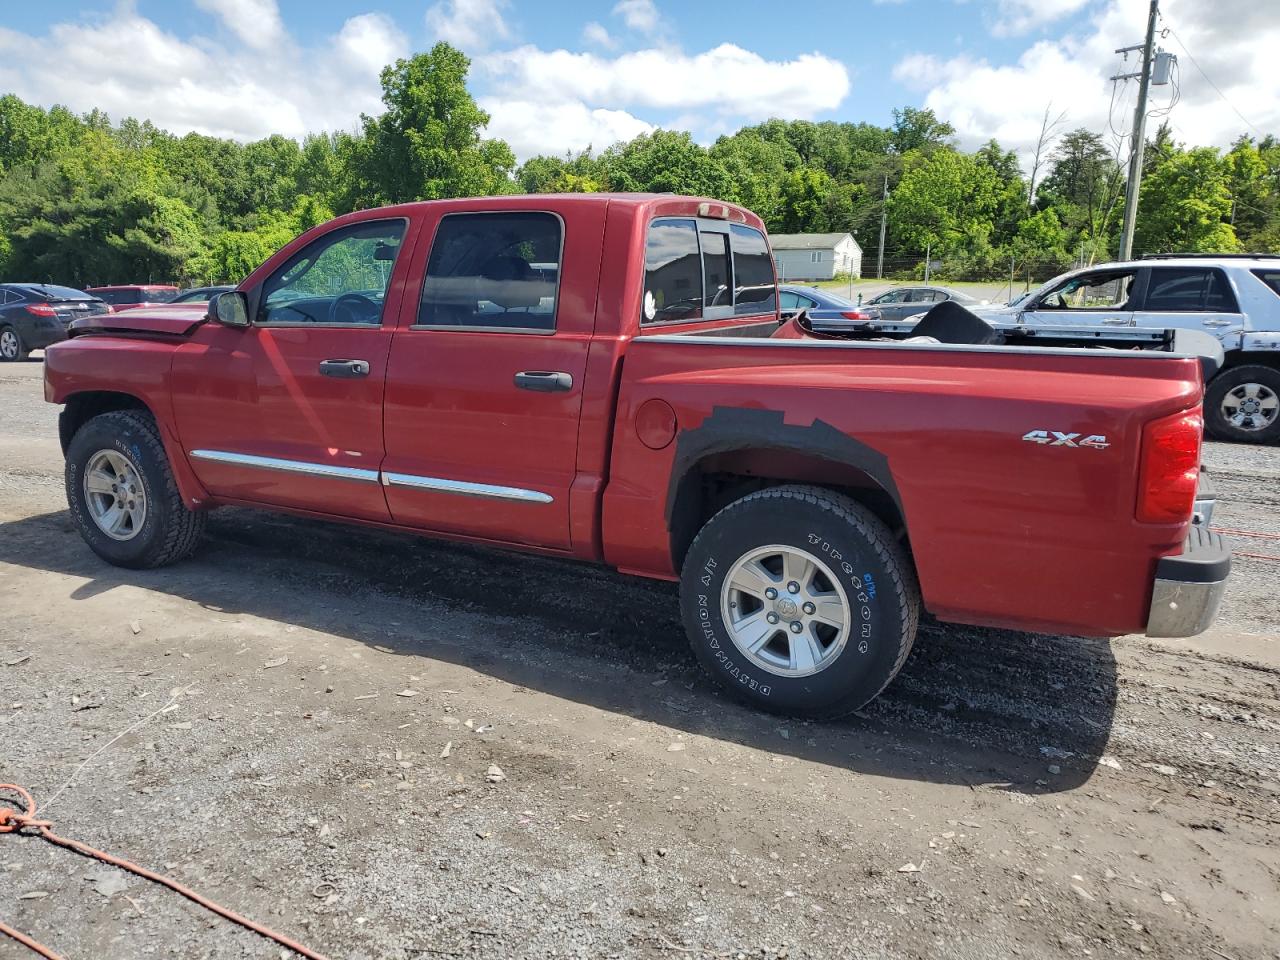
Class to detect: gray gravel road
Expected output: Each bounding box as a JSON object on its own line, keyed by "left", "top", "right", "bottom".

{"left": 0, "top": 357, "right": 1277, "bottom": 960}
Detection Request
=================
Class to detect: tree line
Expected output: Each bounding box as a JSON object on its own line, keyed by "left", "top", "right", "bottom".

{"left": 1, "top": 43, "right": 1275, "bottom": 288}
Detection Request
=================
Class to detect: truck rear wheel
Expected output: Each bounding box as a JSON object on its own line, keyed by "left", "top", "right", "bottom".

{"left": 679, "top": 484, "right": 919, "bottom": 719}
{"left": 65, "top": 410, "right": 206, "bottom": 569}
{"left": 1205, "top": 364, "right": 1280, "bottom": 443}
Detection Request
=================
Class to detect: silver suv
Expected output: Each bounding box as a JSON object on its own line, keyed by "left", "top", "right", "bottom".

{"left": 971, "top": 255, "right": 1280, "bottom": 443}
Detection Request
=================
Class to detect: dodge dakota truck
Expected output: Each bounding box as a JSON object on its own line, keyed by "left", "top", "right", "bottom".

{"left": 43, "top": 194, "right": 1231, "bottom": 718}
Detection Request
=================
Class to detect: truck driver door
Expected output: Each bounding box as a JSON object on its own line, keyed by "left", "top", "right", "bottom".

{"left": 171, "top": 217, "right": 416, "bottom": 521}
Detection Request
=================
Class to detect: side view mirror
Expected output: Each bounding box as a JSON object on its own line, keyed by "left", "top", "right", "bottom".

{"left": 207, "top": 291, "right": 250, "bottom": 328}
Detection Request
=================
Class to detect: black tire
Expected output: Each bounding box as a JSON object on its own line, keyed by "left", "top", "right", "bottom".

{"left": 65, "top": 410, "right": 206, "bottom": 568}
{"left": 0, "top": 325, "right": 28, "bottom": 362}
{"left": 679, "top": 484, "right": 920, "bottom": 719}
{"left": 1204, "top": 364, "right": 1280, "bottom": 444}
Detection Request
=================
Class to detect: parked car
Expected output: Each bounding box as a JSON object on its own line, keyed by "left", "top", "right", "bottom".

{"left": 85, "top": 284, "right": 180, "bottom": 311}
{"left": 43, "top": 195, "right": 1229, "bottom": 719}
{"left": 778, "top": 285, "right": 873, "bottom": 321}
{"left": 863, "top": 285, "right": 985, "bottom": 323}
{"left": 955, "top": 255, "right": 1280, "bottom": 443}
{"left": 171, "top": 285, "right": 236, "bottom": 304}
{"left": 0, "top": 283, "right": 110, "bottom": 361}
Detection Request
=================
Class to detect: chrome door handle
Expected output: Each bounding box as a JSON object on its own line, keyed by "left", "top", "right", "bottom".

{"left": 514, "top": 371, "right": 573, "bottom": 392}
{"left": 1100, "top": 318, "right": 1132, "bottom": 325}
{"left": 1202, "top": 319, "right": 1232, "bottom": 328}
{"left": 319, "top": 359, "right": 370, "bottom": 378}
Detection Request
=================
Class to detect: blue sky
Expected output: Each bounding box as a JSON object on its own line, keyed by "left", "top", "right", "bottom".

{"left": 1, "top": 1, "right": 1273, "bottom": 162}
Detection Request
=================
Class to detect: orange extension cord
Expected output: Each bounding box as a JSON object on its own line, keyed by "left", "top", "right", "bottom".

{"left": 0, "top": 784, "right": 331, "bottom": 960}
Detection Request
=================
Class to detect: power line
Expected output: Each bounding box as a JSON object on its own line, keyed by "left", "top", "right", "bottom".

{"left": 1160, "top": 18, "right": 1263, "bottom": 137}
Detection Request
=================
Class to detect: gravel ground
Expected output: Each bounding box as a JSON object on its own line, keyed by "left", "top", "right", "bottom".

{"left": 0, "top": 357, "right": 1277, "bottom": 960}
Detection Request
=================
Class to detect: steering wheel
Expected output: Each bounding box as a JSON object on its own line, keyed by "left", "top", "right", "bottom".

{"left": 329, "top": 293, "right": 379, "bottom": 324}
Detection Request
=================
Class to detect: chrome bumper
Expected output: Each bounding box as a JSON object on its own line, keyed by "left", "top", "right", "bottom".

{"left": 1146, "top": 524, "right": 1230, "bottom": 638}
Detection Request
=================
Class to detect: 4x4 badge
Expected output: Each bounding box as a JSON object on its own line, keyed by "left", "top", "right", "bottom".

{"left": 1022, "top": 430, "right": 1110, "bottom": 449}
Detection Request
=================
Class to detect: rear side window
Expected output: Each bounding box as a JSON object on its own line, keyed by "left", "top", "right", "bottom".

{"left": 643, "top": 219, "right": 702, "bottom": 324}
{"left": 418, "top": 212, "right": 562, "bottom": 332}
{"left": 731, "top": 225, "right": 776, "bottom": 315}
{"left": 1145, "top": 268, "right": 1239, "bottom": 312}
{"left": 1253, "top": 270, "right": 1280, "bottom": 297}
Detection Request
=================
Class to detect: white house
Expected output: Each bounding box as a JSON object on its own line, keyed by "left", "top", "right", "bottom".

{"left": 770, "top": 233, "right": 862, "bottom": 281}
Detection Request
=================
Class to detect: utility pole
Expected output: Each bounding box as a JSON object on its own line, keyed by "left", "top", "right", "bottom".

{"left": 876, "top": 176, "right": 888, "bottom": 279}
{"left": 1116, "top": 0, "right": 1160, "bottom": 261}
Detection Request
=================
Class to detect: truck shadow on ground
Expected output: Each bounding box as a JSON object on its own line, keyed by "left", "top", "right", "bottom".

{"left": 1, "top": 508, "right": 1118, "bottom": 793}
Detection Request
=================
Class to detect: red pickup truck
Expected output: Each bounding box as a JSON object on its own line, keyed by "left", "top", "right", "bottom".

{"left": 44, "top": 194, "right": 1230, "bottom": 718}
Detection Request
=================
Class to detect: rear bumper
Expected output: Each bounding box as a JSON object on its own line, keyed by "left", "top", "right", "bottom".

{"left": 1146, "top": 524, "right": 1231, "bottom": 638}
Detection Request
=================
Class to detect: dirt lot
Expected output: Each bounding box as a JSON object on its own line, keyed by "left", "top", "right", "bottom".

{"left": 1, "top": 358, "right": 1277, "bottom": 960}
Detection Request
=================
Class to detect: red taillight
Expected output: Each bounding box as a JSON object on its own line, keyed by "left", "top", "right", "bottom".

{"left": 1136, "top": 409, "right": 1202, "bottom": 523}
{"left": 840, "top": 310, "right": 872, "bottom": 321}
{"left": 24, "top": 303, "right": 56, "bottom": 317}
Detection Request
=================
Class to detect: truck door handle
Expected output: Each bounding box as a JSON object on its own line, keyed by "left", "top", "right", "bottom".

{"left": 1202, "top": 319, "right": 1231, "bottom": 328}
{"left": 1100, "top": 318, "right": 1132, "bottom": 325}
{"left": 319, "top": 359, "right": 370, "bottom": 378}
{"left": 514, "top": 371, "right": 573, "bottom": 392}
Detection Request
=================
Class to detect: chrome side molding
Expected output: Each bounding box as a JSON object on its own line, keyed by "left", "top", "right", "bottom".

{"left": 380, "top": 471, "right": 553, "bottom": 503}
{"left": 188, "top": 449, "right": 553, "bottom": 503}
{"left": 189, "top": 449, "right": 380, "bottom": 483}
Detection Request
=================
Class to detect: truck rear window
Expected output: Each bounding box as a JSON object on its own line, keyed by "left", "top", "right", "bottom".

{"left": 643, "top": 219, "right": 703, "bottom": 324}
{"left": 642, "top": 218, "right": 777, "bottom": 324}
{"left": 731, "top": 225, "right": 776, "bottom": 316}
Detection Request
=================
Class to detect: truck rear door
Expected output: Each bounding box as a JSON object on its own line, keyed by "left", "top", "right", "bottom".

{"left": 379, "top": 204, "right": 605, "bottom": 551}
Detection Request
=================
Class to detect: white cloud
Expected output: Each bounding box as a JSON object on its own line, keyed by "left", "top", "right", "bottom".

{"left": 425, "top": 0, "right": 511, "bottom": 52}
{"left": 612, "top": 0, "right": 662, "bottom": 35}
{"left": 481, "top": 98, "right": 654, "bottom": 159}
{"left": 334, "top": 13, "right": 409, "bottom": 75}
{"left": 480, "top": 43, "right": 850, "bottom": 119}
{"left": 193, "top": 0, "right": 286, "bottom": 51}
{"left": 582, "top": 21, "right": 616, "bottom": 50}
{"left": 991, "top": 0, "right": 1091, "bottom": 37}
{"left": 894, "top": 0, "right": 1280, "bottom": 164}
{"left": 0, "top": 8, "right": 400, "bottom": 141}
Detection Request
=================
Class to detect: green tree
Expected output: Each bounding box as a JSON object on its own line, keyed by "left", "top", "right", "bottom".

{"left": 1134, "top": 146, "right": 1239, "bottom": 254}
{"left": 598, "top": 130, "right": 734, "bottom": 198}
{"left": 345, "top": 43, "right": 516, "bottom": 207}
{"left": 889, "top": 107, "right": 955, "bottom": 155}
{"left": 886, "top": 149, "right": 999, "bottom": 255}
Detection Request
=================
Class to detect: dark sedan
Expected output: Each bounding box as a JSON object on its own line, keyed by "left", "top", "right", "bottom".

{"left": 778, "top": 285, "right": 873, "bottom": 322}
{"left": 862, "top": 285, "right": 984, "bottom": 323}
{"left": 0, "top": 283, "right": 110, "bottom": 361}
{"left": 171, "top": 285, "right": 236, "bottom": 304}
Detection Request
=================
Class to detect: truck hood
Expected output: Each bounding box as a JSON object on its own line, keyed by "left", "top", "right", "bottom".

{"left": 69, "top": 303, "right": 208, "bottom": 338}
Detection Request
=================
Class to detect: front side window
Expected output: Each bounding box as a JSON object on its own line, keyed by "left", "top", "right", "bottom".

{"left": 1039, "top": 271, "right": 1135, "bottom": 310}
{"left": 260, "top": 219, "right": 405, "bottom": 325}
{"left": 731, "top": 225, "right": 776, "bottom": 315}
{"left": 873, "top": 290, "right": 906, "bottom": 304}
{"left": 643, "top": 218, "right": 702, "bottom": 324}
{"left": 418, "top": 212, "right": 561, "bottom": 332}
{"left": 1145, "top": 268, "right": 1238, "bottom": 312}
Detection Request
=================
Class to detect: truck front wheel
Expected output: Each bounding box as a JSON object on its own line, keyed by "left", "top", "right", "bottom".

{"left": 65, "top": 410, "right": 207, "bottom": 569}
{"left": 1205, "top": 364, "right": 1280, "bottom": 443}
{"left": 679, "top": 484, "right": 920, "bottom": 719}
